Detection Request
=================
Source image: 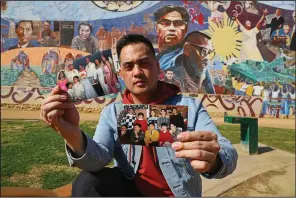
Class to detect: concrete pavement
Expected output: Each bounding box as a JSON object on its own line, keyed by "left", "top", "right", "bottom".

{"left": 201, "top": 143, "right": 295, "bottom": 197}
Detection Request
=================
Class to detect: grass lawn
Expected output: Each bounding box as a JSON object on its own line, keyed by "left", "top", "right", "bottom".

{"left": 1, "top": 120, "right": 295, "bottom": 189}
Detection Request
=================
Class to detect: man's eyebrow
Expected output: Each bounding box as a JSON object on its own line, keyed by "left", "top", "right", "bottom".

{"left": 121, "top": 56, "right": 150, "bottom": 65}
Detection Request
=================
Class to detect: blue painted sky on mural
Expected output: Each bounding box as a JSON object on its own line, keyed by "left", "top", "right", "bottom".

{"left": 258, "top": 1, "right": 295, "bottom": 11}
{"left": 1, "top": 1, "right": 161, "bottom": 21}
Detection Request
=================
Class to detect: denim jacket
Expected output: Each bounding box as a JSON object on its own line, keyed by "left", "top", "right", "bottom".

{"left": 66, "top": 95, "right": 238, "bottom": 197}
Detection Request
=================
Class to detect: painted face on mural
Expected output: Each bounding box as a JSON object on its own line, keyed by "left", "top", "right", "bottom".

{"left": 165, "top": 70, "right": 174, "bottom": 80}
{"left": 283, "top": 25, "right": 290, "bottom": 34}
{"left": 79, "top": 25, "right": 91, "bottom": 40}
{"left": 43, "top": 21, "right": 50, "bottom": 31}
{"left": 119, "top": 42, "right": 160, "bottom": 97}
{"left": 155, "top": 11, "right": 187, "bottom": 49}
{"left": 275, "top": 9, "right": 282, "bottom": 17}
{"left": 16, "top": 21, "right": 33, "bottom": 45}
{"left": 245, "top": 20, "right": 252, "bottom": 29}
{"left": 184, "top": 34, "right": 214, "bottom": 74}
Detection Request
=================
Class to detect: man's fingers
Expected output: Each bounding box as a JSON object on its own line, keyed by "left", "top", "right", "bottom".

{"left": 49, "top": 85, "right": 62, "bottom": 96}
{"left": 42, "top": 94, "right": 68, "bottom": 107}
{"left": 177, "top": 131, "right": 218, "bottom": 142}
{"left": 190, "top": 160, "right": 211, "bottom": 173}
{"left": 175, "top": 149, "right": 216, "bottom": 163}
{"left": 42, "top": 102, "right": 73, "bottom": 123}
{"left": 47, "top": 109, "right": 64, "bottom": 124}
{"left": 172, "top": 141, "right": 220, "bottom": 153}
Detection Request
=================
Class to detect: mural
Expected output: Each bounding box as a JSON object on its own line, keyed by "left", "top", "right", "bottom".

{"left": 1, "top": 1, "right": 295, "bottom": 119}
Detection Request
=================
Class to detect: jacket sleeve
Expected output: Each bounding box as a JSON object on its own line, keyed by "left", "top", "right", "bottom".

{"left": 191, "top": 99, "right": 238, "bottom": 179}
{"left": 65, "top": 106, "right": 115, "bottom": 172}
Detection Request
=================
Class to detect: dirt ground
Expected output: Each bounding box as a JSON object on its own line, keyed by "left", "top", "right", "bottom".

{"left": 220, "top": 164, "right": 295, "bottom": 197}
{"left": 1, "top": 108, "right": 294, "bottom": 129}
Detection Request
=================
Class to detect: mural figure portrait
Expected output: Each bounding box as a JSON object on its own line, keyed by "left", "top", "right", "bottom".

{"left": 9, "top": 20, "right": 34, "bottom": 50}
{"left": 10, "top": 50, "right": 31, "bottom": 71}
{"left": 154, "top": 5, "right": 215, "bottom": 94}
{"left": 37, "top": 21, "right": 58, "bottom": 47}
{"left": 266, "top": 9, "right": 285, "bottom": 36}
{"left": 41, "top": 48, "right": 60, "bottom": 74}
{"left": 71, "top": 22, "right": 99, "bottom": 54}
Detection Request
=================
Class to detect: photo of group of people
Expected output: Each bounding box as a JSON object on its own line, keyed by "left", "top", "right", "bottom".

{"left": 116, "top": 104, "right": 188, "bottom": 147}
{"left": 56, "top": 52, "right": 121, "bottom": 102}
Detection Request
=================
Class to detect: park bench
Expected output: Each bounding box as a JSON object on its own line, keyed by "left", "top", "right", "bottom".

{"left": 224, "top": 114, "right": 258, "bottom": 155}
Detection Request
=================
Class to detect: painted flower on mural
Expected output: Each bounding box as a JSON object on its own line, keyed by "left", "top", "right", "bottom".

{"left": 92, "top": 1, "right": 143, "bottom": 12}
{"left": 38, "top": 74, "right": 57, "bottom": 88}
{"left": 0, "top": 68, "right": 21, "bottom": 86}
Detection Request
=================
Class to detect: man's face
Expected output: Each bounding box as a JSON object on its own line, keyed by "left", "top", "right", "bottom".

{"left": 165, "top": 71, "right": 174, "bottom": 80}
{"left": 276, "top": 9, "right": 281, "bottom": 17}
{"left": 68, "top": 65, "right": 74, "bottom": 70}
{"left": 44, "top": 22, "right": 50, "bottom": 31}
{"left": 155, "top": 11, "right": 187, "bottom": 47}
{"left": 184, "top": 37, "right": 213, "bottom": 73}
{"left": 149, "top": 124, "right": 155, "bottom": 130}
{"left": 134, "top": 125, "right": 140, "bottom": 133}
{"left": 161, "top": 110, "right": 166, "bottom": 116}
{"left": 79, "top": 25, "right": 91, "bottom": 40}
{"left": 128, "top": 108, "right": 133, "bottom": 114}
{"left": 161, "top": 125, "right": 167, "bottom": 132}
{"left": 16, "top": 22, "right": 33, "bottom": 45}
{"left": 121, "top": 126, "right": 127, "bottom": 135}
{"left": 138, "top": 114, "right": 143, "bottom": 119}
{"left": 85, "top": 58, "right": 90, "bottom": 64}
{"left": 73, "top": 77, "right": 78, "bottom": 83}
{"left": 119, "top": 43, "right": 160, "bottom": 96}
{"left": 245, "top": 20, "right": 252, "bottom": 28}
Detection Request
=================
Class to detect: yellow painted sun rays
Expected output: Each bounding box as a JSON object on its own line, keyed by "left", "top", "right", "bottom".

{"left": 203, "top": 13, "right": 242, "bottom": 62}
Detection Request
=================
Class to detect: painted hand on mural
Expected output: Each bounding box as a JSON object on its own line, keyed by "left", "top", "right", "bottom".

{"left": 172, "top": 131, "right": 221, "bottom": 174}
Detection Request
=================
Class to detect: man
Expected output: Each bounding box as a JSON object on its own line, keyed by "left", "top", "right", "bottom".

{"left": 144, "top": 122, "right": 160, "bottom": 147}
{"left": 37, "top": 21, "right": 58, "bottom": 47}
{"left": 118, "top": 125, "right": 132, "bottom": 144}
{"left": 158, "top": 123, "right": 173, "bottom": 147}
{"left": 65, "top": 64, "right": 79, "bottom": 83}
{"left": 175, "top": 31, "right": 216, "bottom": 93}
{"left": 155, "top": 5, "right": 214, "bottom": 94}
{"left": 9, "top": 20, "right": 34, "bottom": 50}
{"left": 266, "top": 9, "right": 285, "bottom": 36}
{"left": 40, "top": 34, "right": 237, "bottom": 197}
{"left": 236, "top": 9, "right": 267, "bottom": 62}
{"left": 71, "top": 22, "right": 99, "bottom": 54}
{"left": 163, "top": 69, "right": 182, "bottom": 89}
{"left": 154, "top": 5, "right": 189, "bottom": 70}
{"left": 157, "top": 108, "right": 170, "bottom": 128}
{"left": 130, "top": 123, "right": 145, "bottom": 145}
{"left": 85, "top": 57, "right": 97, "bottom": 84}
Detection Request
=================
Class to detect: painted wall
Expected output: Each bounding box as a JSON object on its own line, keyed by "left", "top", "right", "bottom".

{"left": 1, "top": 1, "right": 295, "bottom": 118}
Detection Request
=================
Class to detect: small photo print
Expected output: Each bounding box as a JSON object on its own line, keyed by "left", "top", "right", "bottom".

{"left": 57, "top": 50, "right": 122, "bottom": 103}
{"left": 116, "top": 104, "right": 188, "bottom": 147}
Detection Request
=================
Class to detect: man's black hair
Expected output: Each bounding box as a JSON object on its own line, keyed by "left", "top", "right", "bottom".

{"left": 78, "top": 22, "right": 93, "bottom": 33}
{"left": 161, "top": 123, "right": 168, "bottom": 127}
{"left": 165, "top": 69, "right": 174, "bottom": 74}
{"left": 134, "top": 123, "right": 142, "bottom": 128}
{"left": 116, "top": 34, "right": 155, "bottom": 58}
{"left": 148, "top": 122, "right": 155, "bottom": 126}
{"left": 44, "top": 21, "right": 51, "bottom": 25}
{"left": 161, "top": 109, "right": 166, "bottom": 112}
{"left": 138, "top": 112, "right": 144, "bottom": 117}
{"left": 154, "top": 4, "right": 189, "bottom": 23}
{"left": 15, "top": 20, "right": 34, "bottom": 31}
{"left": 73, "top": 76, "right": 80, "bottom": 80}
{"left": 121, "top": 124, "right": 128, "bottom": 128}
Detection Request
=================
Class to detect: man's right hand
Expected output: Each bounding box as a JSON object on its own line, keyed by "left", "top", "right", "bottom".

{"left": 40, "top": 85, "right": 86, "bottom": 156}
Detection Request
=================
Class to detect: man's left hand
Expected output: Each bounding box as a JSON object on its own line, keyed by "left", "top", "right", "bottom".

{"left": 171, "top": 131, "right": 221, "bottom": 173}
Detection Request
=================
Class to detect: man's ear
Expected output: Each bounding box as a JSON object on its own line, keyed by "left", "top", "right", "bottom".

{"left": 183, "top": 43, "right": 190, "bottom": 56}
